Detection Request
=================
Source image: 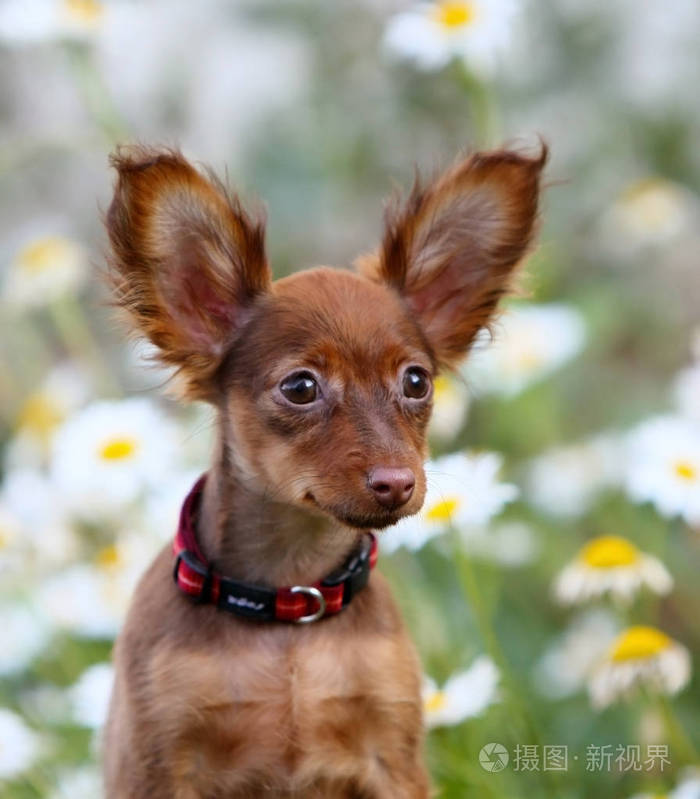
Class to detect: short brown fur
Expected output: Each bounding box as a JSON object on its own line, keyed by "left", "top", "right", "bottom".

{"left": 104, "top": 143, "right": 547, "bottom": 797}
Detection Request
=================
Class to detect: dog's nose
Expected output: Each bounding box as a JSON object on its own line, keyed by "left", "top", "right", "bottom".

{"left": 368, "top": 467, "right": 415, "bottom": 509}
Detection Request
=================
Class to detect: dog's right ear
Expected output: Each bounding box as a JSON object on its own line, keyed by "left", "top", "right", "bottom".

{"left": 106, "top": 146, "right": 270, "bottom": 401}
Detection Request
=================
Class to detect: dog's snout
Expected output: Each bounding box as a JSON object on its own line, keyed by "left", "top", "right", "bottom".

{"left": 368, "top": 467, "right": 415, "bottom": 509}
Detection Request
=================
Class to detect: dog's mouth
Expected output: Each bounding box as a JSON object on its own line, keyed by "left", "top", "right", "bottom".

{"left": 303, "top": 492, "right": 410, "bottom": 530}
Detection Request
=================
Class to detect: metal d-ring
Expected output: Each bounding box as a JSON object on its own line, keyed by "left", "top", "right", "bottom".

{"left": 290, "top": 585, "right": 326, "bottom": 624}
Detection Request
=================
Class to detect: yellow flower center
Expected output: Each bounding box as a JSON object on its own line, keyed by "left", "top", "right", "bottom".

{"left": 425, "top": 690, "right": 447, "bottom": 713}
{"left": 580, "top": 536, "right": 640, "bottom": 569}
{"left": 17, "top": 237, "right": 73, "bottom": 275}
{"left": 99, "top": 436, "right": 138, "bottom": 462}
{"left": 425, "top": 497, "right": 459, "bottom": 523}
{"left": 17, "top": 393, "right": 63, "bottom": 439}
{"left": 433, "top": 375, "right": 450, "bottom": 400}
{"left": 611, "top": 626, "right": 672, "bottom": 662}
{"left": 517, "top": 349, "right": 543, "bottom": 370}
{"left": 63, "top": 0, "right": 103, "bottom": 24}
{"left": 433, "top": 1, "right": 476, "bottom": 29}
{"left": 619, "top": 179, "right": 682, "bottom": 232}
{"left": 96, "top": 544, "right": 121, "bottom": 570}
{"left": 673, "top": 460, "right": 697, "bottom": 482}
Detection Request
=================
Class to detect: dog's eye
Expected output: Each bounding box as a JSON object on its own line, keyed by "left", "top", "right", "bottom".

{"left": 280, "top": 372, "right": 318, "bottom": 404}
{"left": 402, "top": 367, "right": 431, "bottom": 399}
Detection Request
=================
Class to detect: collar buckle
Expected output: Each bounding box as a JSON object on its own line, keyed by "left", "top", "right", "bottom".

{"left": 289, "top": 585, "right": 326, "bottom": 623}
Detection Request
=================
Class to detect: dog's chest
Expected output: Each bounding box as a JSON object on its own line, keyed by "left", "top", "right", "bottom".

{"left": 150, "top": 617, "right": 422, "bottom": 793}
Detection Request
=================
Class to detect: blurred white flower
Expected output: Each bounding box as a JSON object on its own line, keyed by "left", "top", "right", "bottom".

{"left": 143, "top": 468, "right": 205, "bottom": 542}
{"left": 382, "top": 452, "right": 518, "bottom": 552}
{"left": 423, "top": 656, "right": 499, "bottom": 727}
{"left": 95, "top": 3, "right": 309, "bottom": 167}
{"left": 525, "top": 434, "right": 623, "bottom": 518}
{"left": 8, "top": 363, "right": 92, "bottom": 467}
{"left": 2, "top": 235, "right": 88, "bottom": 308}
{"left": 0, "top": 505, "right": 22, "bottom": 575}
{"left": 0, "top": 468, "right": 79, "bottom": 571}
{"left": 674, "top": 363, "right": 700, "bottom": 424}
{"left": 630, "top": 768, "right": 700, "bottom": 799}
{"left": 428, "top": 374, "right": 470, "bottom": 441}
{"left": 48, "top": 765, "right": 103, "bottom": 799}
{"left": 36, "top": 532, "right": 160, "bottom": 638}
{"left": 613, "top": 0, "right": 700, "bottom": 110}
{"left": 589, "top": 625, "right": 691, "bottom": 709}
{"left": 624, "top": 415, "right": 700, "bottom": 527}
{"left": 534, "top": 609, "right": 619, "bottom": 700}
{"left": 670, "top": 769, "right": 700, "bottom": 799}
{"left": 461, "top": 521, "right": 538, "bottom": 567}
{"left": 50, "top": 399, "right": 180, "bottom": 520}
{"left": 69, "top": 662, "right": 114, "bottom": 729}
{"left": 601, "top": 178, "right": 695, "bottom": 253}
{"left": 464, "top": 304, "right": 586, "bottom": 397}
{"left": 383, "top": 0, "right": 518, "bottom": 74}
{"left": 0, "top": 708, "right": 41, "bottom": 779}
{"left": 35, "top": 564, "right": 122, "bottom": 638}
{"left": 0, "top": 0, "right": 103, "bottom": 44}
{"left": 554, "top": 535, "right": 672, "bottom": 605}
{"left": 0, "top": 603, "right": 51, "bottom": 677}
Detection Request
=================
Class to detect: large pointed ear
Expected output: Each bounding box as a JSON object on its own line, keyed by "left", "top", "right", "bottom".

{"left": 106, "top": 146, "right": 270, "bottom": 400}
{"left": 358, "top": 146, "right": 547, "bottom": 368}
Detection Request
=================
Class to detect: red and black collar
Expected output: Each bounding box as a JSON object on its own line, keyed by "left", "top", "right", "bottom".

{"left": 172, "top": 475, "right": 378, "bottom": 624}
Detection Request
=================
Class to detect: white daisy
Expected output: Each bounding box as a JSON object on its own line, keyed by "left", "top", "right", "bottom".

{"left": 0, "top": 505, "right": 22, "bottom": 576}
{"left": 554, "top": 535, "right": 672, "bottom": 605}
{"left": 50, "top": 398, "right": 180, "bottom": 520}
{"left": 36, "top": 531, "right": 157, "bottom": 638}
{"left": 2, "top": 234, "right": 88, "bottom": 308}
{"left": 382, "top": 451, "right": 518, "bottom": 552}
{"left": 0, "top": 468, "right": 78, "bottom": 571}
{"left": 533, "top": 609, "right": 619, "bottom": 700}
{"left": 142, "top": 468, "right": 205, "bottom": 542}
{"left": 69, "top": 662, "right": 114, "bottom": 729}
{"left": 35, "top": 564, "right": 122, "bottom": 639}
{"left": 0, "top": 0, "right": 104, "bottom": 45}
{"left": 624, "top": 415, "right": 700, "bottom": 527}
{"left": 428, "top": 374, "right": 470, "bottom": 442}
{"left": 383, "top": 0, "right": 518, "bottom": 75}
{"left": 0, "top": 708, "right": 41, "bottom": 779}
{"left": 630, "top": 768, "right": 700, "bottom": 799}
{"left": 589, "top": 625, "right": 691, "bottom": 709}
{"left": 0, "top": 603, "right": 51, "bottom": 677}
{"left": 464, "top": 303, "right": 586, "bottom": 397}
{"left": 8, "top": 362, "right": 92, "bottom": 467}
{"left": 525, "top": 434, "right": 623, "bottom": 518}
{"left": 423, "top": 656, "right": 499, "bottom": 728}
{"left": 601, "top": 178, "right": 695, "bottom": 253}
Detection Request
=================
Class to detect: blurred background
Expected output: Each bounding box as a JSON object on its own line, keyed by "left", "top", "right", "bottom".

{"left": 0, "top": 1, "right": 698, "bottom": 797}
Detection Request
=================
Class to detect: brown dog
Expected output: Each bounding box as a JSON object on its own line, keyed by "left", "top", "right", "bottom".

{"left": 103, "top": 144, "right": 546, "bottom": 798}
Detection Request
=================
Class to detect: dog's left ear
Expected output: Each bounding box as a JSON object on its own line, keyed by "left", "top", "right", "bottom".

{"left": 358, "top": 146, "right": 547, "bottom": 368}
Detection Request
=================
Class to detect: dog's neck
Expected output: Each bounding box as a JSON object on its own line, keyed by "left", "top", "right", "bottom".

{"left": 197, "top": 444, "right": 363, "bottom": 588}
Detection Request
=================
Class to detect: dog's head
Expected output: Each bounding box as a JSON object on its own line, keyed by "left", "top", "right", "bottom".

{"left": 106, "top": 146, "right": 546, "bottom": 529}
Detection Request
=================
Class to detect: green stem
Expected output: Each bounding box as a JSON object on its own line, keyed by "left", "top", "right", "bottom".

{"left": 453, "top": 61, "right": 501, "bottom": 147}
{"left": 657, "top": 694, "right": 698, "bottom": 765}
{"left": 449, "top": 526, "right": 561, "bottom": 795}
{"left": 64, "top": 42, "right": 130, "bottom": 144}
